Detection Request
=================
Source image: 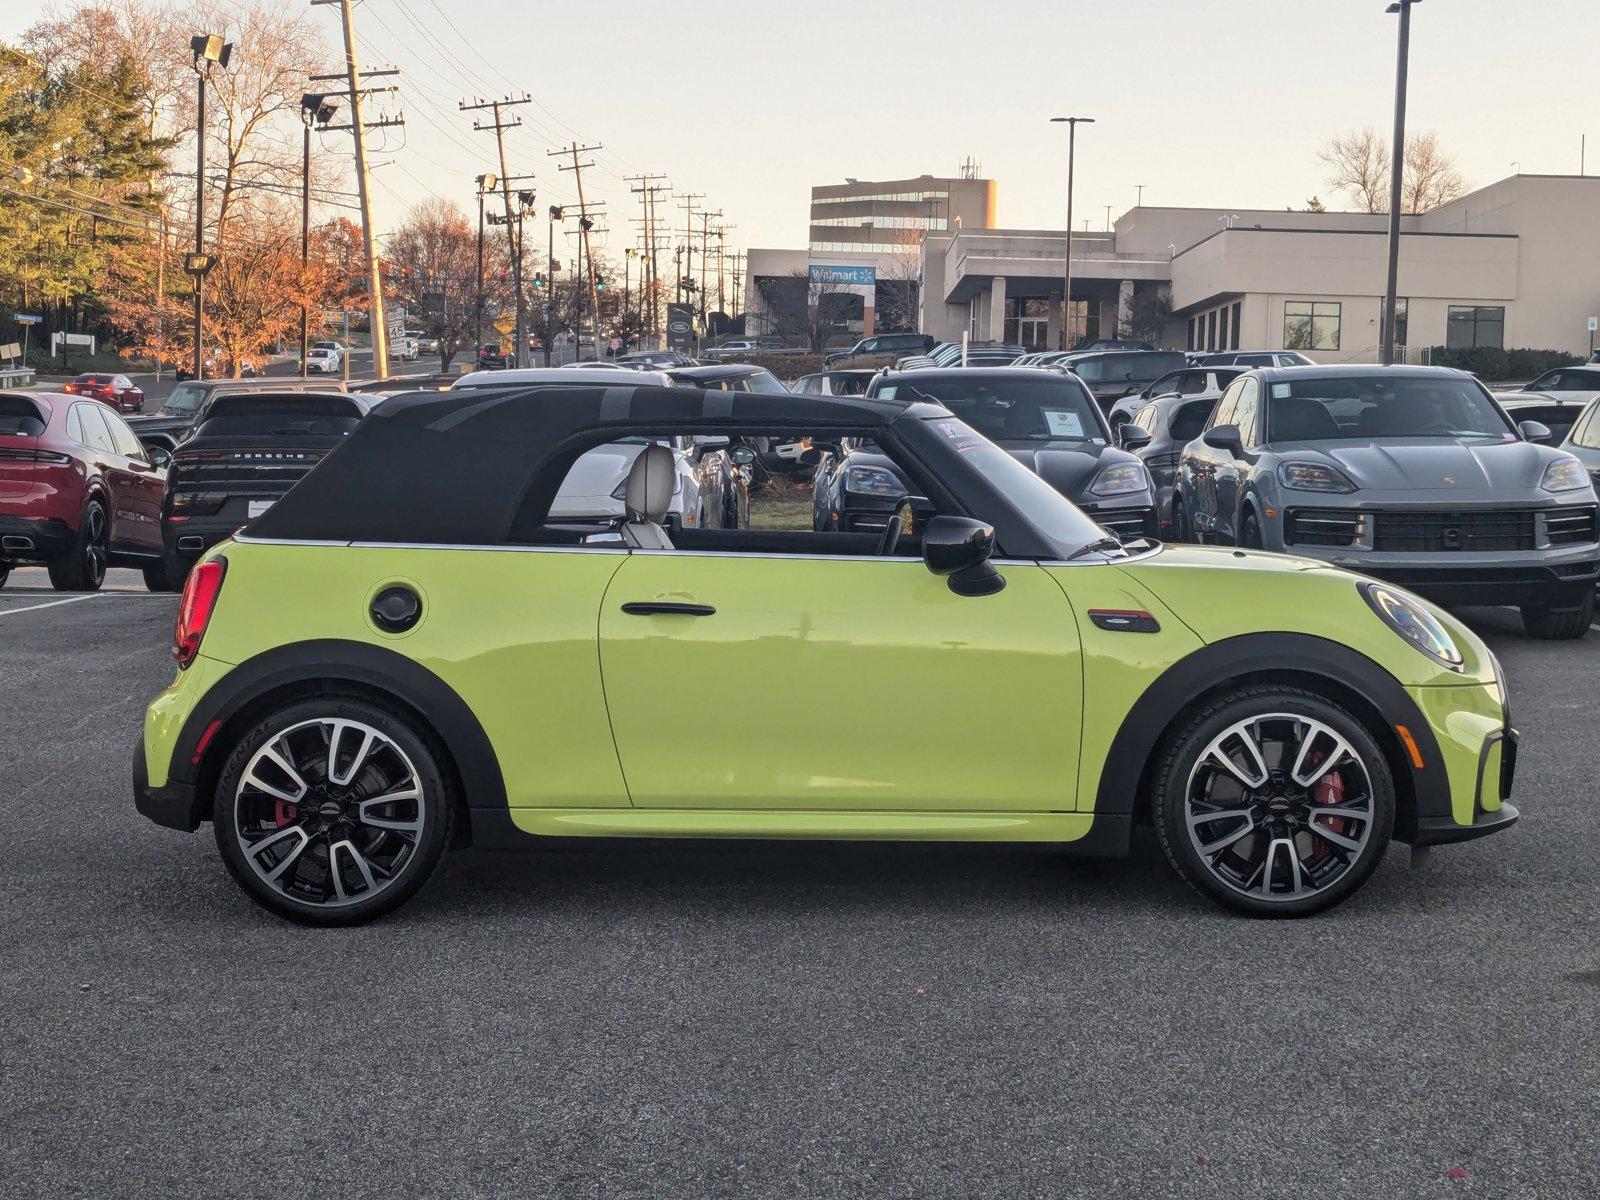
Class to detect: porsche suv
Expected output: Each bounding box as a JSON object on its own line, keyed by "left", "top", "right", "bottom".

{"left": 1174, "top": 365, "right": 1599, "bottom": 638}
{"left": 135, "top": 380, "right": 1518, "bottom": 924}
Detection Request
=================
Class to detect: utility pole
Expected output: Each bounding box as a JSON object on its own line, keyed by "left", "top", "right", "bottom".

{"left": 677, "top": 193, "right": 704, "bottom": 310}
{"left": 463, "top": 96, "right": 532, "bottom": 365}
{"left": 714, "top": 223, "right": 735, "bottom": 320}
{"left": 473, "top": 172, "right": 496, "bottom": 359}
{"left": 626, "top": 174, "right": 670, "bottom": 344}
{"left": 696, "top": 209, "right": 722, "bottom": 332}
{"left": 311, "top": 1, "right": 399, "bottom": 379}
{"left": 552, "top": 142, "right": 603, "bottom": 362}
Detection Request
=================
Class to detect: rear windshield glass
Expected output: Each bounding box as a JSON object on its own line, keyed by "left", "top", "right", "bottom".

{"left": 0, "top": 396, "right": 47, "bottom": 436}
{"left": 880, "top": 376, "right": 1104, "bottom": 443}
{"left": 77, "top": 373, "right": 116, "bottom": 384}
{"left": 1266, "top": 376, "right": 1515, "bottom": 442}
{"left": 194, "top": 401, "right": 362, "bottom": 439}
{"left": 162, "top": 383, "right": 207, "bottom": 414}
{"left": 1170, "top": 400, "right": 1213, "bottom": 442}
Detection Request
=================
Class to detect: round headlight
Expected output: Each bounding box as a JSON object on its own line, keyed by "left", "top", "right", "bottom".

{"left": 1358, "top": 581, "right": 1464, "bottom": 671}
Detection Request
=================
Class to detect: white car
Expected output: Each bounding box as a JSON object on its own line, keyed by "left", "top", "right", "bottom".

{"left": 306, "top": 346, "right": 342, "bottom": 375}
{"left": 389, "top": 336, "right": 419, "bottom": 361}
{"left": 447, "top": 367, "right": 743, "bottom": 529}
{"left": 1108, "top": 365, "right": 1247, "bottom": 426}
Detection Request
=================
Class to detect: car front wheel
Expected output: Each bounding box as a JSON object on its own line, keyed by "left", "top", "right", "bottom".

{"left": 1152, "top": 686, "right": 1394, "bottom": 917}
{"left": 1521, "top": 589, "right": 1593, "bottom": 640}
{"left": 213, "top": 698, "right": 454, "bottom": 925}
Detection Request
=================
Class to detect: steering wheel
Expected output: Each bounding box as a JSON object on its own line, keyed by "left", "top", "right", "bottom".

{"left": 878, "top": 497, "right": 910, "bottom": 556}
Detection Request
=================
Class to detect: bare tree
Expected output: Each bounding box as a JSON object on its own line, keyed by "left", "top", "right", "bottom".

{"left": 1403, "top": 130, "right": 1470, "bottom": 213}
{"left": 874, "top": 229, "right": 922, "bottom": 333}
{"left": 1318, "top": 126, "right": 1471, "bottom": 214}
{"left": 755, "top": 269, "right": 858, "bottom": 351}
{"left": 1318, "top": 127, "right": 1389, "bottom": 213}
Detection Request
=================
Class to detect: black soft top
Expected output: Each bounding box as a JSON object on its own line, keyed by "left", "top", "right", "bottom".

{"left": 247, "top": 382, "right": 914, "bottom": 545}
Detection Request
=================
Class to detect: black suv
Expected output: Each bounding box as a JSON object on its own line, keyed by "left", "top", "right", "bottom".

{"left": 125, "top": 378, "right": 347, "bottom": 453}
{"left": 824, "top": 332, "right": 936, "bottom": 367}
{"left": 1054, "top": 350, "right": 1187, "bottom": 411}
{"left": 161, "top": 392, "right": 369, "bottom": 583}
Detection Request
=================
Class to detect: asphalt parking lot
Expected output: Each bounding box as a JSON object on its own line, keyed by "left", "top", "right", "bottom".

{"left": 2, "top": 572, "right": 1596, "bottom": 1198}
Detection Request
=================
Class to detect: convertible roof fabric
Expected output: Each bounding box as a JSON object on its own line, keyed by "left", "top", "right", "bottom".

{"left": 245, "top": 382, "right": 911, "bottom": 545}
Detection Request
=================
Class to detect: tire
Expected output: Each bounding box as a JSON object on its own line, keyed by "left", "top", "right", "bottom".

{"left": 47, "top": 498, "right": 108, "bottom": 592}
{"left": 212, "top": 696, "right": 456, "bottom": 926}
{"left": 0, "top": 563, "right": 8, "bottom": 589}
{"left": 1521, "top": 589, "right": 1594, "bottom": 640}
{"left": 1169, "top": 496, "right": 1188, "bottom": 543}
{"left": 164, "top": 548, "right": 194, "bottom": 591}
{"left": 1241, "top": 510, "right": 1263, "bottom": 549}
{"left": 142, "top": 558, "right": 179, "bottom": 593}
{"left": 1151, "top": 685, "right": 1395, "bottom": 918}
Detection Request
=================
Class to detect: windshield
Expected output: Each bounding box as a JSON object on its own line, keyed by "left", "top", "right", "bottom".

{"left": 162, "top": 383, "right": 207, "bottom": 414}
{"left": 1266, "top": 376, "right": 1516, "bottom": 442}
{"left": 879, "top": 375, "right": 1104, "bottom": 443}
{"left": 738, "top": 369, "right": 787, "bottom": 394}
{"left": 195, "top": 410, "right": 361, "bottom": 438}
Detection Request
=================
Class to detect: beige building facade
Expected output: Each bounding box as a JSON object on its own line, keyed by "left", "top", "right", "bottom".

{"left": 917, "top": 175, "right": 1600, "bottom": 361}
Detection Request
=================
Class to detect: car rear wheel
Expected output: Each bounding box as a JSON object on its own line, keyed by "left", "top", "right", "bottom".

{"left": 47, "top": 499, "right": 107, "bottom": 592}
{"left": 213, "top": 698, "right": 455, "bottom": 925}
{"left": 142, "top": 558, "right": 179, "bottom": 593}
{"left": 1152, "top": 686, "right": 1394, "bottom": 917}
{"left": 0, "top": 563, "right": 8, "bottom": 589}
{"left": 1521, "top": 589, "right": 1594, "bottom": 640}
{"left": 1241, "top": 511, "right": 1263, "bottom": 549}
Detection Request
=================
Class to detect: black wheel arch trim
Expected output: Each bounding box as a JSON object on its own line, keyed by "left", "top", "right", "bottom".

{"left": 162, "top": 639, "right": 507, "bottom": 836}
{"left": 1094, "top": 631, "right": 1452, "bottom": 845}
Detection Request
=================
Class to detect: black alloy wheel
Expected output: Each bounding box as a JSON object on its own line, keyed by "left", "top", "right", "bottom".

{"left": 48, "top": 499, "right": 107, "bottom": 592}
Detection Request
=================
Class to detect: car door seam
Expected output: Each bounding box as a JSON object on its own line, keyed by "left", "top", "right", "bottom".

{"left": 595, "top": 551, "right": 641, "bottom": 808}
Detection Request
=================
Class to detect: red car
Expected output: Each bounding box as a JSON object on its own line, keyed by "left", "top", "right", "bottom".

{"left": 0, "top": 391, "right": 172, "bottom": 592}
{"left": 63, "top": 372, "right": 146, "bottom": 413}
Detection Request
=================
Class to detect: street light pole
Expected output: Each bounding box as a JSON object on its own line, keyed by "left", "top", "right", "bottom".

{"left": 1051, "top": 115, "right": 1095, "bottom": 351}
{"left": 1380, "top": 0, "right": 1419, "bottom": 366}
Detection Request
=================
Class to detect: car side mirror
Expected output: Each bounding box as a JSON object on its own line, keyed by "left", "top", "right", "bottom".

{"left": 810, "top": 439, "right": 843, "bottom": 455}
{"left": 1119, "top": 424, "right": 1153, "bottom": 450}
{"left": 728, "top": 445, "right": 757, "bottom": 466}
{"left": 922, "top": 515, "right": 1005, "bottom": 596}
{"left": 1518, "top": 419, "right": 1552, "bottom": 445}
{"left": 143, "top": 445, "right": 172, "bottom": 468}
{"left": 1202, "top": 423, "right": 1243, "bottom": 454}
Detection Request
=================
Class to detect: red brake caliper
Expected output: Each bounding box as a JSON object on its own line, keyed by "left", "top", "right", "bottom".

{"left": 1310, "top": 752, "right": 1345, "bottom": 860}
{"left": 274, "top": 800, "right": 298, "bottom": 827}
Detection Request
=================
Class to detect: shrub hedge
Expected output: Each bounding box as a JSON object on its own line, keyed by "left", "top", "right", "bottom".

{"left": 1427, "top": 346, "right": 1580, "bottom": 381}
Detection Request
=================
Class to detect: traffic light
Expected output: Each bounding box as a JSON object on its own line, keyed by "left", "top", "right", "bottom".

{"left": 595, "top": 280, "right": 606, "bottom": 292}
{"left": 532, "top": 273, "right": 545, "bottom": 288}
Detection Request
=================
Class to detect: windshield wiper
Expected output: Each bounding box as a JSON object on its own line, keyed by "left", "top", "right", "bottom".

{"left": 1065, "top": 536, "right": 1125, "bottom": 561}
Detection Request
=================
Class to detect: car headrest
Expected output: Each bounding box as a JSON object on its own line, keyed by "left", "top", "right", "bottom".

{"left": 624, "top": 442, "right": 675, "bottom": 522}
{"left": 1272, "top": 396, "right": 1339, "bottom": 441}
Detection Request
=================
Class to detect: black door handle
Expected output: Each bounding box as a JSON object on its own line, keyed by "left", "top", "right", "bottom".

{"left": 621, "top": 602, "right": 716, "bottom": 617}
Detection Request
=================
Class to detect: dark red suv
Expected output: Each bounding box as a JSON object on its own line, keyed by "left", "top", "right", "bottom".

{"left": 63, "top": 373, "right": 146, "bottom": 413}
{"left": 0, "top": 392, "right": 171, "bottom": 591}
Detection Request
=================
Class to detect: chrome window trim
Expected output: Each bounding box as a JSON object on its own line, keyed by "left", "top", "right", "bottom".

{"left": 230, "top": 533, "right": 1166, "bottom": 566}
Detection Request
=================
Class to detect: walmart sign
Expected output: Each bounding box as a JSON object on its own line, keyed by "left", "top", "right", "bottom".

{"left": 808, "top": 264, "right": 877, "bottom": 287}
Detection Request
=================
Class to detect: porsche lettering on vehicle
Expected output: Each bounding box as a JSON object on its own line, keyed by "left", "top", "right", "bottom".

{"left": 133, "top": 379, "right": 1519, "bottom": 926}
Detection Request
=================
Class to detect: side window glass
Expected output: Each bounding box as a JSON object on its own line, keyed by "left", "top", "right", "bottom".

{"left": 1234, "top": 380, "right": 1261, "bottom": 448}
{"left": 1178, "top": 373, "right": 1208, "bottom": 395}
{"left": 1211, "top": 380, "right": 1244, "bottom": 430}
{"left": 66, "top": 405, "right": 84, "bottom": 444}
{"left": 104, "top": 411, "right": 148, "bottom": 460}
{"left": 74, "top": 403, "right": 117, "bottom": 453}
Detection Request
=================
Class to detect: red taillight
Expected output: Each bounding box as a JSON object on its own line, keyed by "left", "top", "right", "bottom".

{"left": 173, "top": 557, "right": 226, "bottom": 668}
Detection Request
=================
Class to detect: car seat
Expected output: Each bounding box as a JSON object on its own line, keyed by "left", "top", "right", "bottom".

{"left": 1271, "top": 396, "right": 1339, "bottom": 441}
{"left": 621, "top": 443, "right": 675, "bottom": 549}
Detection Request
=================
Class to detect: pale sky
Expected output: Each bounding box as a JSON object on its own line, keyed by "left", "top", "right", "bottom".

{"left": 7, "top": 0, "right": 1599, "bottom": 258}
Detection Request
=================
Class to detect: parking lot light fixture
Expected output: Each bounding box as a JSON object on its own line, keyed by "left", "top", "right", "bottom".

{"left": 1050, "top": 116, "right": 1095, "bottom": 350}
{"left": 1381, "top": 0, "right": 1420, "bottom": 365}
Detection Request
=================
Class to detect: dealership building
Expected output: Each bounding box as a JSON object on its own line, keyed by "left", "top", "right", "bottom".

{"left": 746, "top": 173, "right": 1600, "bottom": 360}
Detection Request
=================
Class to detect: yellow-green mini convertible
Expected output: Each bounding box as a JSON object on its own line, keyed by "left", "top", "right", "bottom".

{"left": 134, "top": 382, "right": 1518, "bottom": 924}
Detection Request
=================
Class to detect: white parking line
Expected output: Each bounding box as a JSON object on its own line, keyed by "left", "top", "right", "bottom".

{"left": 0, "top": 594, "right": 104, "bottom": 617}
